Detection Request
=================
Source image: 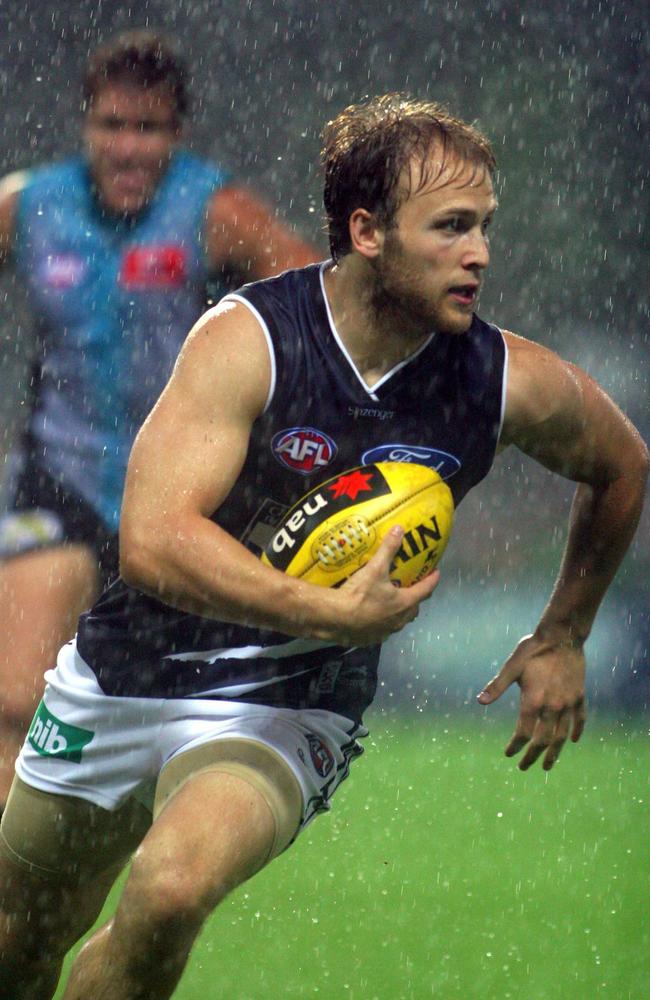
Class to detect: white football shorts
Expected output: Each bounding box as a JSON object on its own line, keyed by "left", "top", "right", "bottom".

{"left": 16, "top": 639, "right": 367, "bottom": 838}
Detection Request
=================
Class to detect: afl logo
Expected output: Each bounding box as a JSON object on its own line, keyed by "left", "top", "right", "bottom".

{"left": 272, "top": 427, "right": 337, "bottom": 475}
{"left": 41, "top": 253, "right": 86, "bottom": 289}
{"left": 361, "top": 444, "right": 461, "bottom": 480}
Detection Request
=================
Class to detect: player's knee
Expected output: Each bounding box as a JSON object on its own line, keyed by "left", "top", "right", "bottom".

{"left": 126, "top": 852, "right": 223, "bottom": 938}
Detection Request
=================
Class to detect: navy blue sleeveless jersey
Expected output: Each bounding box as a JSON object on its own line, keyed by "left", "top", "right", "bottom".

{"left": 77, "top": 262, "right": 507, "bottom": 721}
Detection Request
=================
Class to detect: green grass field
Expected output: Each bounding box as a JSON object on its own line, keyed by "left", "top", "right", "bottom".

{"left": 55, "top": 713, "right": 650, "bottom": 999}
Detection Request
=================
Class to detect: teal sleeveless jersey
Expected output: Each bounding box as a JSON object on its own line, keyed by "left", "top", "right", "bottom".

{"left": 14, "top": 151, "right": 230, "bottom": 530}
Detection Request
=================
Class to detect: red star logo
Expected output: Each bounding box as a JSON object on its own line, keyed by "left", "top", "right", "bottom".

{"left": 328, "top": 470, "right": 374, "bottom": 501}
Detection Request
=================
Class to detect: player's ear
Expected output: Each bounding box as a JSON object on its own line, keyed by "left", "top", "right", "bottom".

{"left": 349, "top": 208, "right": 384, "bottom": 259}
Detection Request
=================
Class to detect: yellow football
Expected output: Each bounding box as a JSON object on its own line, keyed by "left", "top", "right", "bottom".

{"left": 261, "top": 462, "right": 454, "bottom": 588}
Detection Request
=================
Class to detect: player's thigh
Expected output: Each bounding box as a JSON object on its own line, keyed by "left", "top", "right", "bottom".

{"left": 132, "top": 772, "right": 277, "bottom": 914}
{"left": 0, "top": 775, "right": 150, "bottom": 887}
{"left": 0, "top": 546, "right": 100, "bottom": 704}
{"left": 0, "top": 778, "right": 149, "bottom": 970}
{"left": 0, "top": 849, "right": 121, "bottom": 964}
{"left": 155, "top": 737, "right": 303, "bottom": 864}
{"left": 119, "top": 751, "right": 300, "bottom": 928}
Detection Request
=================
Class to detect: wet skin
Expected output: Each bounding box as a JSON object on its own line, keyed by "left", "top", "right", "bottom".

{"left": 372, "top": 160, "right": 498, "bottom": 339}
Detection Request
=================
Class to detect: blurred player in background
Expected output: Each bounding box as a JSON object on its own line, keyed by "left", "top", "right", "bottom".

{"left": 0, "top": 95, "right": 647, "bottom": 999}
{"left": 0, "top": 29, "right": 318, "bottom": 808}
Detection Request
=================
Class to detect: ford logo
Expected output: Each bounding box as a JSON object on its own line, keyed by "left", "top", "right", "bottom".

{"left": 361, "top": 444, "right": 461, "bottom": 480}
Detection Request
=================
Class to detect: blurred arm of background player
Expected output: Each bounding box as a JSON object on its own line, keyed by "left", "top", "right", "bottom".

{"left": 478, "top": 331, "right": 649, "bottom": 770}
{"left": 205, "top": 184, "right": 319, "bottom": 283}
{"left": 120, "top": 300, "right": 440, "bottom": 647}
{"left": 0, "top": 173, "right": 25, "bottom": 265}
{"left": 0, "top": 172, "right": 318, "bottom": 286}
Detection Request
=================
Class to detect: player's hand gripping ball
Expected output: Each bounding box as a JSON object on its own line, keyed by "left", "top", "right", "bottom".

{"left": 261, "top": 462, "right": 454, "bottom": 587}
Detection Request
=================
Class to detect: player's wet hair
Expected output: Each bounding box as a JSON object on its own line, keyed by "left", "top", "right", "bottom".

{"left": 83, "top": 30, "right": 189, "bottom": 120}
{"left": 322, "top": 93, "right": 496, "bottom": 262}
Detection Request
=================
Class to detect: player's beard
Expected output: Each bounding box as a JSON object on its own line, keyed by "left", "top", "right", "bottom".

{"left": 370, "top": 229, "right": 471, "bottom": 338}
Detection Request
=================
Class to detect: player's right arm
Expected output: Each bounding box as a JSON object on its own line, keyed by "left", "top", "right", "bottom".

{"left": 119, "top": 302, "right": 438, "bottom": 646}
{"left": 0, "top": 171, "right": 28, "bottom": 266}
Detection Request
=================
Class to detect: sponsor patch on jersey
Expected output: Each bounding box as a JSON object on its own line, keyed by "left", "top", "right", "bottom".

{"left": 311, "top": 660, "right": 342, "bottom": 695}
{"left": 305, "top": 732, "right": 335, "bottom": 778}
{"left": 27, "top": 700, "right": 94, "bottom": 764}
{"left": 40, "top": 253, "right": 87, "bottom": 289}
{"left": 272, "top": 427, "right": 337, "bottom": 475}
{"left": 361, "top": 444, "right": 461, "bottom": 480}
{"left": 239, "top": 497, "right": 290, "bottom": 556}
{"left": 120, "top": 245, "right": 187, "bottom": 288}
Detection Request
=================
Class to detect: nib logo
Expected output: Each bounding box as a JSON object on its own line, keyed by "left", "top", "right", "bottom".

{"left": 28, "top": 701, "right": 94, "bottom": 764}
{"left": 328, "top": 470, "right": 374, "bottom": 501}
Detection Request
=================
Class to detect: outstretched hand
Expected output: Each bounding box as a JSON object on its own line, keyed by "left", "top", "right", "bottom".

{"left": 477, "top": 631, "right": 586, "bottom": 771}
{"left": 333, "top": 526, "right": 440, "bottom": 646}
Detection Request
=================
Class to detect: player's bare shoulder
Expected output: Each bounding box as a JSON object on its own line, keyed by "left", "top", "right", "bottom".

{"left": 167, "top": 296, "right": 273, "bottom": 424}
{"left": 179, "top": 297, "right": 272, "bottom": 375}
{"left": 499, "top": 330, "right": 647, "bottom": 483}
{"left": 499, "top": 330, "right": 584, "bottom": 453}
{"left": 0, "top": 169, "right": 30, "bottom": 203}
{"left": 0, "top": 169, "right": 30, "bottom": 261}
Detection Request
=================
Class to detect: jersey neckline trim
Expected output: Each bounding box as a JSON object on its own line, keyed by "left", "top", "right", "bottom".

{"left": 317, "top": 260, "right": 436, "bottom": 398}
{"left": 221, "top": 294, "right": 277, "bottom": 413}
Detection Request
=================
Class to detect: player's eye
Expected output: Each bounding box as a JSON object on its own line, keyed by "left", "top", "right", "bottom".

{"left": 440, "top": 217, "right": 463, "bottom": 232}
{"left": 97, "top": 117, "right": 125, "bottom": 132}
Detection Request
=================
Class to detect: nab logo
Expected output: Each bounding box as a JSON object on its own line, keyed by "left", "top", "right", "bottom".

{"left": 361, "top": 444, "right": 461, "bottom": 480}
{"left": 272, "top": 427, "right": 337, "bottom": 475}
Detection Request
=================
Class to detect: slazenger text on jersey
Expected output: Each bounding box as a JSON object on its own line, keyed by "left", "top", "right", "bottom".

{"left": 347, "top": 406, "right": 395, "bottom": 421}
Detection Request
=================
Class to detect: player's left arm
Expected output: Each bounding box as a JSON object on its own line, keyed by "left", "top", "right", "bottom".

{"left": 205, "top": 185, "right": 320, "bottom": 280}
{"left": 478, "top": 331, "right": 649, "bottom": 770}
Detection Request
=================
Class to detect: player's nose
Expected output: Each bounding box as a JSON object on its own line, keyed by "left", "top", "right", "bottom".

{"left": 462, "top": 228, "right": 490, "bottom": 270}
{"left": 112, "top": 127, "right": 141, "bottom": 159}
